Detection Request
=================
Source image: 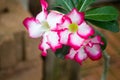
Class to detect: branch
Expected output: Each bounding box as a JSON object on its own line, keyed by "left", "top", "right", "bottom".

{"left": 101, "top": 51, "right": 110, "bottom": 80}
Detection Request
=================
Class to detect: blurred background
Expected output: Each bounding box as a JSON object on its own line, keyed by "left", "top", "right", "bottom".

{"left": 0, "top": 0, "right": 120, "bottom": 80}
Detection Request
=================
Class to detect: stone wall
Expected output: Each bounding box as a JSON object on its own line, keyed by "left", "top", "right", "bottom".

{"left": 0, "top": 0, "right": 43, "bottom": 80}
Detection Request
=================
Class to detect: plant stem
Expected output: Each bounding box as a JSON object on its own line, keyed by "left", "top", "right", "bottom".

{"left": 101, "top": 51, "right": 110, "bottom": 80}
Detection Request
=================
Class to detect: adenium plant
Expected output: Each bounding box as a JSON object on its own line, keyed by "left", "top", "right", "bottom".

{"left": 23, "top": 0, "right": 64, "bottom": 56}
{"left": 23, "top": 0, "right": 119, "bottom": 80}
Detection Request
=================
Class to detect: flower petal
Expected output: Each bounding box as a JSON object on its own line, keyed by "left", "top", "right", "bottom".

{"left": 40, "top": 0, "right": 48, "bottom": 11}
{"left": 77, "top": 21, "right": 94, "bottom": 39}
{"left": 39, "top": 33, "right": 50, "bottom": 56}
{"left": 67, "top": 8, "right": 84, "bottom": 25}
{"left": 65, "top": 48, "right": 77, "bottom": 60}
{"left": 59, "top": 29, "right": 70, "bottom": 45}
{"left": 57, "top": 16, "right": 72, "bottom": 30}
{"left": 85, "top": 44, "right": 102, "bottom": 60}
{"left": 47, "top": 11, "right": 63, "bottom": 30}
{"left": 90, "top": 35, "right": 104, "bottom": 45}
{"left": 23, "top": 17, "right": 46, "bottom": 38}
{"left": 36, "top": 0, "right": 48, "bottom": 22}
{"left": 47, "top": 31, "right": 62, "bottom": 51}
{"left": 74, "top": 47, "right": 87, "bottom": 64}
{"left": 68, "top": 33, "right": 85, "bottom": 50}
{"left": 36, "top": 11, "right": 48, "bottom": 23}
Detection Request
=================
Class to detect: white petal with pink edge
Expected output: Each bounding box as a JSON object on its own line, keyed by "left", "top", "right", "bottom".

{"left": 65, "top": 48, "right": 77, "bottom": 60}
{"left": 77, "top": 21, "right": 94, "bottom": 39}
{"left": 90, "top": 36, "right": 104, "bottom": 45}
{"left": 39, "top": 33, "right": 50, "bottom": 56}
{"left": 36, "top": 11, "right": 48, "bottom": 23}
{"left": 74, "top": 47, "right": 87, "bottom": 64}
{"left": 40, "top": 0, "right": 48, "bottom": 10}
{"left": 59, "top": 29, "right": 70, "bottom": 45}
{"left": 68, "top": 33, "right": 85, "bottom": 50}
{"left": 85, "top": 44, "right": 102, "bottom": 60}
{"left": 23, "top": 17, "right": 46, "bottom": 38}
{"left": 67, "top": 8, "right": 84, "bottom": 25}
{"left": 47, "top": 11, "right": 63, "bottom": 30}
{"left": 58, "top": 16, "right": 72, "bottom": 30}
{"left": 47, "top": 31, "right": 62, "bottom": 51}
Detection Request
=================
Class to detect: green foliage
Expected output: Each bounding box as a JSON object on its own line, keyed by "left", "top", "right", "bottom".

{"left": 55, "top": 45, "right": 70, "bottom": 59}
{"left": 85, "top": 6, "right": 119, "bottom": 21}
{"left": 78, "top": 0, "right": 96, "bottom": 11}
{"left": 52, "top": 7, "right": 68, "bottom": 14}
{"left": 87, "top": 20, "right": 119, "bottom": 32}
{"left": 51, "top": 0, "right": 75, "bottom": 13}
{"left": 52, "top": 0, "right": 96, "bottom": 13}
{"left": 52, "top": 0, "right": 119, "bottom": 59}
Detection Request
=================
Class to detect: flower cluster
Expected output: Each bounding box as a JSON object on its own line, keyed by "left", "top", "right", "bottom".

{"left": 23, "top": 0, "right": 104, "bottom": 64}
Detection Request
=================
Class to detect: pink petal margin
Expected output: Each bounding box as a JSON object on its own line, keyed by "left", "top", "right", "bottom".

{"left": 23, "top": 17, "right": 45, "bottom": 38}
{"left": 85, "top": 44, "right": 102, "bottom": 60}
{"left": 77, "top": 21, "right": 95, "bottom": 39}
{"left": 57, "top": 15, "right": 72, "bottom": 30}
{"left": 65, "top": 48, "right": 77, "bottom": 60}
{"left": 74, "top": 53, "right": 87, "bottom": 65}
{"left": 58, "top": 29, "right": 70, "bottom": 45}
{"left": 46, "top": 31, "right": 62, "bottom": 52}
{"left": 36, "top": 10, "right": 48, "bottom": 23}
{"left": 90, "top": 35, "right": 104, "bottom": 45}
{"left": 23, "top": 17, "right": 37, "bottom": 30}
{"left": 74, "top": 47, "right": 88, "bottom": 64}
{"left": 47, "top": 10, "right": 64, "bottom": 30}
{"left": 67, "top": 8, "right": 84, "bottom": 25}
{"left": 39, "top": 34, "right": 50, "bottom": 56}
{"left": 68, "top": 33, "right": 85, "bottom": 50}
{"left": 40, "top": 0, "right": 48, "bottom": 11}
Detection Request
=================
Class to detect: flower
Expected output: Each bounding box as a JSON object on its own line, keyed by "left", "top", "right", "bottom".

{"left": 65, "top": 35, "right": 104, "bottom": 64}
{"left": 58, "top": 8, "right": 94, "bottom": 50}
{"left": 23, "top": 0, "right": 64, "bottom": 56}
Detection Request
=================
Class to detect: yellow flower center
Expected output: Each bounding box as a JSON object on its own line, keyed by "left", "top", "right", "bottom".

{"left": 69, "top": 23, "right": 78, "bottom": 33}
{"left": 41, "top": 21, "right": 50, "bottom": 31}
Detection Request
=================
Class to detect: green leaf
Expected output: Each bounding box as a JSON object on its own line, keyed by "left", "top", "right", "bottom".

{"left": 95, "top": 30, "right": 107, "bottom": 50}
{"left": 55, "top": 45, "right": 70, "bottom": 59}
{"left": 61, "top": 0, "right": 72, "bottom": 11}
{"left": 69, "top": 0, "right": 76, "bottom": 8}
{"left": 51, "top": 6, "right": 68, "bottom": 14}
{"left": 74, "top": 0, "right": 80, "bottom": 8}
{"left": 85, "top": 6, "right": 119, "bottom": 21}
{"left": 52, "top": 0, "right": 70, "bottom": 12}
{"left": 77, "top": 0, "right": 83, "bottom": 10}
{"left": 79, "top": 0, "right": 96, "bottom": 11}
{"left": 87, "top": 20, "right": 120, "bottom": 32}
{"left": 52, "top": 0, "right": 76, "bottom": 13}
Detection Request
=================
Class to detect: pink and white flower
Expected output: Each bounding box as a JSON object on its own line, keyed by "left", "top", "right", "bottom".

{"left": 65, "top": 36, "right": 104, "bottom": 64}
{"left": 58, "top": 8, "right": 94, "bottom": 50}
{"left": 23, "top": 0, "right": 63, "bottom": 56}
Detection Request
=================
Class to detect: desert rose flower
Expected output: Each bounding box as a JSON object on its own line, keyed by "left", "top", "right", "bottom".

{"left": 23, "top": 0, "right": 64, "bottom": 56}
{"left": 58, "top": 8, "right": 94, "bottom": 50}
{"left": 65, "top": 36, "right": 104, "bottom": 64}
